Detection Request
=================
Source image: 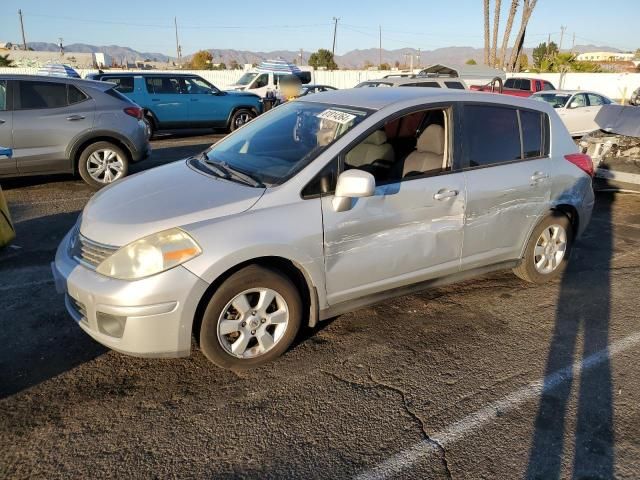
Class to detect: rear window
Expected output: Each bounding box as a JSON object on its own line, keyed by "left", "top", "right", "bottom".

{"left": 104, "top": 76, "right": 134, "bottom": 93}
{"left": 464, "top": 105, "right": 521, "bottom": 167}
{"left": 17, "top": 80, "right": 67, "bottom": 109}
{"left": 444, "top": 81, "right": 465, "bottom": 89}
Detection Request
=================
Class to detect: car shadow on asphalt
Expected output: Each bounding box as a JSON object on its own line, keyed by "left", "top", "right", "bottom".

{"left": 526, "top": 191, "right": 615, "bottom": 479}
{"left": 0, "top": 211, "right": 109, "bottom": 399}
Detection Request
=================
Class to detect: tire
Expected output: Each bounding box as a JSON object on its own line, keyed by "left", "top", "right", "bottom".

{"left": 513, "top": 211, "right": 573, "bottom": 284}
{"left": 229, "top": 109, "right": 256, "bottom": 132}
{"left": 78, "top": 141, "right": 129, "bottom": 189}
{"left": 199, "top": 265, "right": 302, "bottom": 369}
{"left": 142, "top": 114, "right": 155, "bottom": 139}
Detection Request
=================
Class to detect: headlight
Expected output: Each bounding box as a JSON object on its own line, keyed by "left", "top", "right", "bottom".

{"left": 96, "top": 228, "right": 201, "bottom": 280}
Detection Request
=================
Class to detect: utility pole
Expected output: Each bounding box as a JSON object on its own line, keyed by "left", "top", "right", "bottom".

{"left": 331, "top": 17, "right": 339, "bottom": 58}
{"left": 58, "top": 38, "right": 64, "bottom": 56}
{"left": 378, "top": 25, "right": 382, "bottom": 68}
{"left": 174, "top": 17, "right": 181, "bottom": 64}
{"left": 559, "top": 25, "right": 566, "bottom": 51}
{"left": 571, "top": 32, "right": 576, "bottom": 55}
{"left": 18, "top": 9, "right": 27, "bottom": 50}
{"left": 299, "top": 48, "right": 304, "bottom": 66}
{"left": 416, "top": 48, "right": 421, "bottom": 69}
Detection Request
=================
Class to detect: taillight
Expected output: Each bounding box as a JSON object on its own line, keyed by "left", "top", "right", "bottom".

{"left": 564, "top": 153, "right": 594, "bottom": 178}
{"left": 123, "top": 106, "right": 143, "bottom": 120}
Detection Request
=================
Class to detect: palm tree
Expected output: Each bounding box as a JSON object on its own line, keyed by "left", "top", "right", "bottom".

{"left": 499, "top": 0, "right": 519, "bottom": 69}
{"left": 508, "top": 0, "right": 538, "bottom": 71}
{"left": 0, "top": 54, "right": 14, "bottom": 67}
{"left": 490, "top": 0, "right": 502, "bottom": 66}
{"left": 483, "top": 0, "right": 491, "bottom": 65}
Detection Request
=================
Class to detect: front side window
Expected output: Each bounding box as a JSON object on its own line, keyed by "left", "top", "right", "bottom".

{"left": 463, "top": 105, "right": 521, "bottom": 167}
{"left": 532, "top": 93, "right": 571, "bottom": 108}
{"left": 569, "top": 94, "right": 587, "bottom": 108}
{"left": 253, "top": 74, "right": 269, "bottom": 89}
{"left": 18, "top": 81, "right": 67, "bottom": 109}
{"left": 201, "top": 101, "right": 370, "bottom": 186}
{"left": 343, "top": 108, "right": 450, "bottom": 184}
{"left": 183, "top": 77, "right": 218, "bottom": 94}
{"left": 105, "top": 77, "right": 134, "bottom": 93}
{"left": 543, "top": 81, "right": 555, "bottom": 91}
{"left": 145, "top": 77, "right": 181, "bottom": 94}
{"left": 0, "top": 80, "right": 6, "bottom": 111}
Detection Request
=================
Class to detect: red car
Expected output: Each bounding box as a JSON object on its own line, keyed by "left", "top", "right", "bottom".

{"left": 470, "top": 77, "right": 556, "bottom": 97}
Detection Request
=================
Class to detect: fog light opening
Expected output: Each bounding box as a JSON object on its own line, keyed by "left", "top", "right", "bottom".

{"left": 96, "top": 312, "right": 127, "bottom": 338}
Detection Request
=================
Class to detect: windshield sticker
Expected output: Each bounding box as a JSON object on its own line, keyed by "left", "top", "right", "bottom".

{"left": 316, "top": 109, "right": 357, "bottom": 125}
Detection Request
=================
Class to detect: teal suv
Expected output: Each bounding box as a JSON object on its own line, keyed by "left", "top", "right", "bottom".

{"left": 87, "top": 73, "right": 262, "bottom": 136}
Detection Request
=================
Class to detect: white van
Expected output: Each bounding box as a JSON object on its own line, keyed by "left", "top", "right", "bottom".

{"left": 226, "top": 61, "right": 312, "bottom": 98}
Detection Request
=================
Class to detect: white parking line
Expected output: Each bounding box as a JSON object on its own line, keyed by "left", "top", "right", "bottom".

{"left": 355, "top": 330, "right": 640, "bottom": 480}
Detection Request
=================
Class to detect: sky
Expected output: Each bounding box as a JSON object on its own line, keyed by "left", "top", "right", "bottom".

{"left": 0, "top": 0, "right": 637, "bottom": 56}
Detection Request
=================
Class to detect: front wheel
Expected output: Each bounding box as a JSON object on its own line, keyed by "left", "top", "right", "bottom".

{"left": 78, "top": 141, "right": 129, "bottom": 189}
{"left": 229, "top": 109, "right": 256, "bottom": 132}
{"left": 513, "top": 212, "right": 573, "bottom": 283}
{"left": 199, "top": 265, "right": 302, "bottom": 369}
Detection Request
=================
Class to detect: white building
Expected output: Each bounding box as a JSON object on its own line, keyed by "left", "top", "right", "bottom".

{"left": 576, "top": 51, "right": 635, "bottom": 62}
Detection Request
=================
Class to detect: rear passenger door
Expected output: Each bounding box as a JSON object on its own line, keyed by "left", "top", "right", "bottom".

{"left": 460, "top": 104, "right": 552, "bottom": 268}
{"left": 144, "top": 77, "right": 189, "bottom": 126}
{"left": 12, "top": 80, "right": 95, "bottom": 174}
{"left": 0, "top": 79, "right": 15, "bottom": 174}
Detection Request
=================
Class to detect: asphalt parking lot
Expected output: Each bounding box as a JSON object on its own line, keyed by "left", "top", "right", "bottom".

{"left": 1, "top": 132, "right": 640, "bottom": 479}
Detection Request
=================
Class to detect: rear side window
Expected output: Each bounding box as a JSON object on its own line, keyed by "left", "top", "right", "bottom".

{"left": 444, "top": 81, "right": 465, "bottom": 89}
{"left": 520, "top": 110, "right": 544, "bottom": 158}
{"left": 17, "top": 81, "right": 67, "bottom": 109}
{"left": 145, "top": 77, "right": 181, "bottom": 94}
{"left": 464, "top": 105, "right": 521, "bottom": 167}
{"left": 105, "top": 77, "right": 134, "bottom": 93}
{"left": 104, "top": 88, "right": 132, "bottom": 103}
{"left": 68, "top": 85, "right": 88, "bottom": 105}
{"left": 504, "top": 78, "right": 517, "bottom": 89}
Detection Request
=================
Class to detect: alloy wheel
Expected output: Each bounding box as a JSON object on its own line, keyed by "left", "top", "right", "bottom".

{"left": 86, "top": 149, "right": 125, "bottom": 184}
{"left": 217, "top": 288, "right": 289, "bottom": 359}
{"left": 533, "top": 224, "right": 567, "bottom": 274}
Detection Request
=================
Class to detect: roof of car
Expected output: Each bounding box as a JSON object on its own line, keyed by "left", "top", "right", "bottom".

{"left": 359, "top": 77, "right": 466, "bottom": 87}
{"left": 532, "top": 90, "right": 579, "bottom": 95}
{"left": 90, "top": 72, "right": 201, "bottom": 78}
{"left": 298, "top": 87, "right": 553, "bottom": 112}
{"left": 0, "top": 74, "right": 115, "bottom": 90}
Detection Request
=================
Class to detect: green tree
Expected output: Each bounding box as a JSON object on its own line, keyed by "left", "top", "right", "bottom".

{"left": 0, "top": 54, "right": 14, "bottom": 67}
{"left": 518, "top": 54, "right": 529, "bottom": 70}
{"left": 532, "top": 41, "right": 558, "bottom": 69}
{"left": 379, "top": 62, "right": 391, "bottom": 70}
{"left": 363, "top": 60, "right": 374, "bottom": 69}
{"left": 229, "top": 59, "right": 240, "bottom": 70}
{"left": 634, "top": 48, "right": 640, "bottom": 60}
{"left": 189, "top": 50, "right": 213, "bottom": 70}
{"left": 465, "top": 58, "right": 477, "bottom": 65}
{"left": 308, "top": 49, "right": 338, "bottom": 70}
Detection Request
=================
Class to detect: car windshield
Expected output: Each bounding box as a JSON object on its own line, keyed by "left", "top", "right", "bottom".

{"left": 236, "top": 72, "right": 258, "bottom": 86}
{"left": 201, "top": 101, "right": 371, "bottom": 186}
{"left": 533, "top": 93, "right": 571, "bottom": 108}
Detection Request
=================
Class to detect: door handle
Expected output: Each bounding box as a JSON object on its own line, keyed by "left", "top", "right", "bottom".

{"left": 433, "top": 189, "right": 459, "bottom": 200}
{"left": 530, "top": 172, "right": 549, "bottom": 183}
{"left": 0, "top": 119, "right": 5, "bottom": 124}
{"left": 151, "top": 98, "right": 160, "bottom": 102}
{"left": 190, "top": 98, "right": 198, "bottom": 102}
{"left": 66, "top": 115, "right": 85, "bottom": 121}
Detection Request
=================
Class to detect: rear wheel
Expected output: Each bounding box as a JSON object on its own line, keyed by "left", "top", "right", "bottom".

{"left": 78, "top": 141, "right": 129, "bottom": 189}
{"left": 513, "top": 212, "right": 573, "bottom": 283}
{"left": 229, "top": 109, "right": 256, "bottom": 132}
{"left": 199, "top": 265, "right": 302, "bottom": 369}
{"left": 142, "top": 114, "right": 155, "bottom": 139}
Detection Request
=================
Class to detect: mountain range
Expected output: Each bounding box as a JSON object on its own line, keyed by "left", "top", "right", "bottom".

{"left": 25, "top": 42, "right": 622, "bottom": 69}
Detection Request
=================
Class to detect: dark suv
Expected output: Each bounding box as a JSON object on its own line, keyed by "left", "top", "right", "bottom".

{"left": 0, "top": 75, "right": 150, "bottom": 188}
{"left": 86, "top": 72, "right": 263, "bottom": 136}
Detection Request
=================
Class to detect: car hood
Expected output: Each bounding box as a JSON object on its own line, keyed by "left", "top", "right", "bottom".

{"left": 80, "top": 160, "right": 265, "bottom": 246}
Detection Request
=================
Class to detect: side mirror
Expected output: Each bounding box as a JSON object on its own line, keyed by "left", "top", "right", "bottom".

{"left": 0, "top": 147, "right": 12, "bottom": 158}
{"left": 332, "top": 169, "right": 375, "bottom": 212}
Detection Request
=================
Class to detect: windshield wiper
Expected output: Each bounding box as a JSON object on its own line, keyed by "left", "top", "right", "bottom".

{"left": 201, "top": 155, "right": 264, "bottom": 188}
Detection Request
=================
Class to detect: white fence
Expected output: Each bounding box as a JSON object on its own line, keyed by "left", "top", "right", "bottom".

{"left": 2, "top": 67, "right": 638, "bottom": 101}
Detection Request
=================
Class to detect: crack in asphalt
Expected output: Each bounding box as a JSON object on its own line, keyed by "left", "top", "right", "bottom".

{"left": 320, "top": 368, "right": 453, "bottom": 479}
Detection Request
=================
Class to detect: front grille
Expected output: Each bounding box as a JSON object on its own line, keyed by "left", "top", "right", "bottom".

{"left": 72, "top": 234, "right": 118, "bottom": 269}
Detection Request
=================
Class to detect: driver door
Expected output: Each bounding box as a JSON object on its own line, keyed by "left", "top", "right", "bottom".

{"left": 320, "top": 105, "right": 466, "bottom": 306}
{"left": 182, "top": 77, "right": 225, "bottom": 123}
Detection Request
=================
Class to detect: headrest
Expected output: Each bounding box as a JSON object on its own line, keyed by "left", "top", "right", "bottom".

{"left": 417, "top": 124, "right": 445, "bottom": 155}
{"left": 363, "top": 130, "right": 387, "bottom": 146}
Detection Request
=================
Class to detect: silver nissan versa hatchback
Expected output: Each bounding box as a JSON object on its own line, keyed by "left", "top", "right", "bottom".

{"left": 53, "top": 88, "right": 595, "bottom": 369}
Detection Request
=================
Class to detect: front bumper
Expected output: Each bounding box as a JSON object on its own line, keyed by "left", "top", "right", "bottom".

{"left": 52, "top": 230, "right": 209, "bottom": 358}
